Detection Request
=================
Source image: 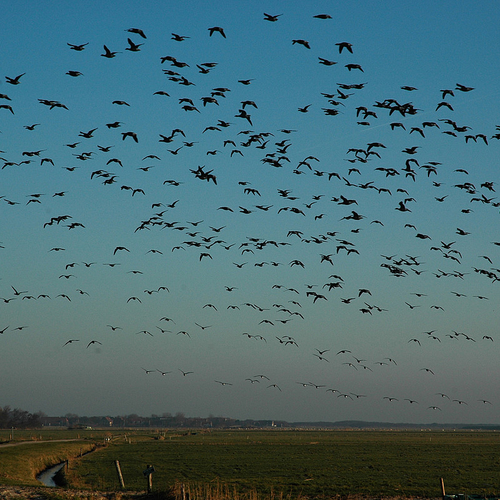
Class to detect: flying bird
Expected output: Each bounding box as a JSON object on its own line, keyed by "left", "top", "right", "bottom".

{"left": 101, "top": 45, "right": 120, "bottom": 58}
{"left": 208, "top": 26, "right": 226, "bottom": 38}
{"left": 6, "top": 73, "right": 25, "bottom": 85}
{"left": 63, "top": 339, "right": 80, "bottom": 346}
{"left": 127, "top": 27, "right": 147, "bottom": 38}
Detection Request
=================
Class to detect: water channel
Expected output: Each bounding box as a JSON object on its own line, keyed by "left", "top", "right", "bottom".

{"left": 36, "top": 462, "right": 66, "bottom": 487}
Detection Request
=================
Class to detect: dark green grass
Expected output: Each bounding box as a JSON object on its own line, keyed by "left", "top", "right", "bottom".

{"left": 64, "top": 430, "right": 500, "bottom": 498}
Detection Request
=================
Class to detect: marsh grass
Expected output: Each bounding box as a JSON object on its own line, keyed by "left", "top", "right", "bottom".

{"left": 173, "top": 480, "right": 309, "bottom": 500}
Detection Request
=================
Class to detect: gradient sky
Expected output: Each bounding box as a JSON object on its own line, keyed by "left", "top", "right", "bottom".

{"left": 1, "top": 0, "right": 499, "bottom": 424}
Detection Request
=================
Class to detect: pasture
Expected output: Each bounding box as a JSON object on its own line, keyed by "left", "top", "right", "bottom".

{"left": 66, "top": 430, "right": 500, "bottom": 497}
{"left": 1, "top": 429, "right": 500, "bottom": 498}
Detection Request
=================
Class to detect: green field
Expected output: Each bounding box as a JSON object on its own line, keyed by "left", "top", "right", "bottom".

{"left": 1, "top": 429, "right": 500, "bottom": 498}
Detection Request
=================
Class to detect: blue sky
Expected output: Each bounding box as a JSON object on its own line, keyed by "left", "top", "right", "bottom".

{"left": 1, "top": 0, "right": 499, "bottom": 423}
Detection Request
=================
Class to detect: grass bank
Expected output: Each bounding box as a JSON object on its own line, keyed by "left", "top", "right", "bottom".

{"left": 0, "top": 440, "right": 97, "bottom": 486}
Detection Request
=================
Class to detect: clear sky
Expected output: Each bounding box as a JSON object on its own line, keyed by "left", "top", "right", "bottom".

{"left": 1, "top": 0, "right": 499, "bottom": 424}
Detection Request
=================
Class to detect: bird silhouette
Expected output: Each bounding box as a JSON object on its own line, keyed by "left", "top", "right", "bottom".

{"left": 6, "top": 73, "right": 25, "bottom": 85}
{"left": 208, "top": 26, "right": 226, "bottom": 38}
{"left": 101, "top": 45, "right": 120, "bottom": 58}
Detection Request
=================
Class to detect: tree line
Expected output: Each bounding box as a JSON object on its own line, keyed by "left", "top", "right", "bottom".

{"left": 0, "top": 406, "right": 42, "bottom": 428}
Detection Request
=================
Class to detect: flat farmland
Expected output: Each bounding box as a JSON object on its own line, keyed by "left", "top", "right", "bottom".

{"left": 63, "top": 430, "right": 500, "bottom": 498}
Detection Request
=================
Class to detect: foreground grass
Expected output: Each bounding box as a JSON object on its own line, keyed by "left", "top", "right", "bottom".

{"left": 63, "top": 430, "right": 500, "bottom": 498}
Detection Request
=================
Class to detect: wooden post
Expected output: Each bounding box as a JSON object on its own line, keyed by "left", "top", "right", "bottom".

{"left": 115, "top": 460, "right": 125, "bottom": 489}
{"left": 440, "top": 477, "right": 446, "bottom": 499}
{"left": 143, "top": 465, "right": 155, "bottom": 493}
{"left": 147, "top": 465, "right": 153, "bottom": 493}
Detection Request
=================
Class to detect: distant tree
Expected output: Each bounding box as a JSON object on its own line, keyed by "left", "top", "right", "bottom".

{"left": 0, "top": 405, "right": 42, "bottom": 429}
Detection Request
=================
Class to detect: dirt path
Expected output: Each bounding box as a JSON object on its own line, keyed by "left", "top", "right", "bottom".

{"left": 0, "top": 439, "right": 82, "bottom": 448}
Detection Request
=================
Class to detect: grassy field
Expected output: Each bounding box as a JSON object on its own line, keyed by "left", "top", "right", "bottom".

{"left": 1, "top": 429, "right": 500, "bottom": 498}
{"left": 65, "top": 430, "right": 500, "bottom": 498}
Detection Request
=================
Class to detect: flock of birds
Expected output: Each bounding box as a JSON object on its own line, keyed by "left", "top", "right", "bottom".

{"left": 1, "top": 11, "right": 498, "bottom": 418}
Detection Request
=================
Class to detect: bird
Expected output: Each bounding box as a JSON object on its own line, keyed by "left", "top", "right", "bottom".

{"left": 79, "top": 128, "right": 97, "bottom": 138}
{"left": 336, "top": 42, "right": 353, "bottom": 53}
{"left": 195, "top": 323, "right": 212, "bottom": 330}
{"left": 63, "top": 339, "right": 80, "bottom": 346}
{"left": 122, "top": 131, "right": 138, "bottom": 142}
{"left": 6, "top": 73, "right": 25, "bottom": 85}
{"left": 208, "top": 26, "right": 226, "bottom": 38}
{"left": 171, "top": 33, "right": 189, "bottom": 41}
{"left": 318, "top": 57, "right": 337, "bottom": 66}
{"left": 86, "top": 340, "right": 102, "bottom": 348}
{"left": 126, "top": 27, "right": 147, "bottom": 38}
{"left": 455, "top": 83, "right": 474, "bottom": 92}
{"left": 264, "top": 13, "right": 282, "bottom": 22}
{"left": 101, "top": 45, "right": 120, "bottom": 58}
{"left": 345, "top": 63, "right": 363, "bottom": 72}
{"left": 267, "top": 384, "right": 282, "bottom": 391}
{"left": 67, "top": 42, "right": 89, "bottom": 51}
{"left": 292, "top": 39, "right": 310, "bottom": 49}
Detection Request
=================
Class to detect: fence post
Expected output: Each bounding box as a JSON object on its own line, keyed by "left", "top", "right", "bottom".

{"left": 115, "top": 460, "right": 125, "bottom": 489}
{"left": 147, "top": 465, "right": 153, "bottom": 493}
{"left": 143, "top": 465, "right": 155, "bottom": 493}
